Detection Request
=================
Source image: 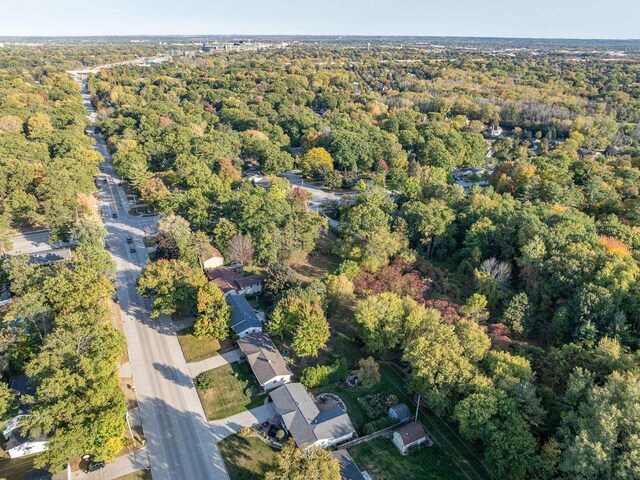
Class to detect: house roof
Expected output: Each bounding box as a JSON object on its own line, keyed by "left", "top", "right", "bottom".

{"left": 237, "top": 332, "right": 290, "bottom": 386}
{"left": 395, "top": 421, "right": 427, "bottom": 446}
{"left": 389, "top": 403, "right": 411, "bottom": 420}
{"left": 270, "top": 383, "right": 355, "bottom": 448}
{"left": 10, "top": 375, "right": 34, "bottom": 397}
{"left": 227, "top": 295, "right": 262, "bottom": 335}
{"left": 27, "top": 248, "right": 71, "bottom": 266}
{"left": 200, "top": 244, "right": 223, "bottom": 262}
{"left": 332, "top": 449, "right": 366, "bottom": 480}
{"left": 206, "top": 267, "right": 263, "bottom": 293}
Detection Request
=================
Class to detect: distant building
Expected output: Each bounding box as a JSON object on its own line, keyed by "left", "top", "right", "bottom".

{"left": 486, "top": 124, "right": 503, "bottom": 138}
{"left": 226, "top": 295, "right": 263, "bottom": 338}
{"left": 392, "top": 422, "right": 429, "bottom": 455}
{"left": 452, "top": 167, "right": 494, "bottom": 193}
{"left": 201, "top": 245, "right": 224, "bottom": 270}
{"left": 388, "top": 403, "right": 411, "bottom": 423}
{"left": 577, "top": 148, "right": 599, "bottom": 158}
{"left": 206, "top": 266, "right": 263, "bottom": 296}
{"left": 237, "top": 332, "right": 292, "bottom": 391}
{"left": 331, "top": 449, "right": 371, "bottom": 480}
{"left": 270, "top": 383, "right": 356, "bottom": 449}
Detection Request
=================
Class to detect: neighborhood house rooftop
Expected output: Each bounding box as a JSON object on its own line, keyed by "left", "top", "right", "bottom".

{"left": 226, "top": 295, "right": 262, "bottom": 335}
{"left": 237, "top": 332, "right": 290, "bottom": 387}
{"left": 269, "top": 383, "right": 355, "bottom": 448}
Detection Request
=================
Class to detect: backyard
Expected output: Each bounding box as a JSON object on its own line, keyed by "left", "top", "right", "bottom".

{"left": 219, "top": 433, "right": 278, "bottom": 480}
{"left": 177, "top": 327, "right": 235, "bottom": 363}
{"left": 195, "top": 362, "right": 267, "bottom": 420}
{"left": 349, "top": 437, "right": 466, "bottom": 480}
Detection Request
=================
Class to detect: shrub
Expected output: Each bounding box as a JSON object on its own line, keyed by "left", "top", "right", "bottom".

{"left": 330, "top": 358, "right": 349, "bottom": 382}
{"left": 356, "top": 357, "right": 380, "bottom": 388}
{"left": 239, "top": 426, "right": 254, "bottom": 437}
{"left": 195, "top": 371, "right": 216, "bottom": 390}
{"left": 301, "top": 365, "right": 331, "bottom": 388}
{"left": 362, "top": 417, "right": 399, "bottom": 435}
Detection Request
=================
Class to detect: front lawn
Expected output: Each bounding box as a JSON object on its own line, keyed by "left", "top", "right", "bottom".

{"left": 195, "top": 362, "right": 267, "bottom": 420}
{"left": 219, "top": 433, "right": 278, "bottom": 480}
{"left": 0, "top": 454, "right": 40, "bottom": 480}
{"left": 349, "top": 437, "right": 465, "bottom": 480}
{"left": 115, "top": 470, "right": 152, "bottom": 480}
{"left": 177, "top": 327, "right": 235, "bottom": 363}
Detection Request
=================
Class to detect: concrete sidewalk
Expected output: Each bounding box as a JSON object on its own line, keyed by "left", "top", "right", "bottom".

{"left": 72, "top": 448, "right": 150, "bottom": 479}
{"left": 188, "top": 349, "right": 243, "bottom": 378}
{"left": 210, "top": 404, "right": 277, "bottom": 442}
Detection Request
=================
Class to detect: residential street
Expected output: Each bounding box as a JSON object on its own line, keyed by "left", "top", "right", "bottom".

{"left": 75, "top": 75, "right": 229, "bottom": 480}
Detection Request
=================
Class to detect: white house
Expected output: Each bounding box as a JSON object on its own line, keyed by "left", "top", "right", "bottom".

{"left": 201, "top": 246, "right": 224, "bottom": 270}
{"left": 392, "top": 421, "right": 429, "bottom": 455}
{"left": 237, "top": 332, "right": 292, "bottom": 391}
{"left": 3, "top": 415, "right": 48, "bottom": 459}
{"left": 226, "top": 295, "right": 263, "bottom": 338}
{"left": 270, "top": 383, "right": 356, "bottom": 450}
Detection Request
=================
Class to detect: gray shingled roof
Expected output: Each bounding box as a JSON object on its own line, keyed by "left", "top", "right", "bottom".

{"left": 227, "top": 294, "right": 262, "bottom": 335}
{"left": 237, "top": 332, "right": 291, "bottom": 386}
{"left": 332, "top": 449, "right": 366, "bottom": 480}
{"left": 270, "top": 383, "right": 355, "bottom": 448}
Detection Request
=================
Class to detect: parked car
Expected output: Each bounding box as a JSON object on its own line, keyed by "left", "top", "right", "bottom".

{"left": 83, "top": 461, "right": 105, "bottom": 473}
{"left": 126, "top": 237, "right": 133, "bottom": 244}
{"left": 130, "top": 247, "right": 136, "bottom": 253}
{"left": 112, "top": 213, "right": 118, "bottom": 218}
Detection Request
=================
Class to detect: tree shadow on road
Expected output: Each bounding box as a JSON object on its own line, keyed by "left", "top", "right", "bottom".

{"left": 152, "top": 362, "right": 193, "bottom": 388}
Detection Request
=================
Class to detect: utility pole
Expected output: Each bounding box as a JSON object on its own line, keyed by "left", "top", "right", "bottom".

{"left": 415, "top": 394, "right": 420, "bottom": 422}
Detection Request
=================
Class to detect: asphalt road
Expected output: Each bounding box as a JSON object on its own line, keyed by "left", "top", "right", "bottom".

{"left": 76, "top": 76, "right": 229, "bottom": 480}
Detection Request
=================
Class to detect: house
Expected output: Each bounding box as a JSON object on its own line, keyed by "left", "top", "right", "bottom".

{"left": 237, "top": 332, "right": 292, "bottom": 391}
{"left": 486, "top": 124, "right": 503, "bottom": 138}
{"left": 3, "top": 415, "right": 48, "bottom": 459}
{"left": 227, "top": 295, "right": 263, "bottom": 337}
{"left": 388, "top": 403, "right": 411, "bottom": 423}
{"left": 26, "top": 248, "right": 71, "bottom": 266}
{"left": 452, "top": 167, "right": 494, "bottom": 193}
{"left": 331, "top": 449, "right": 371, "bottom": 480}
{"left": 392, "top": 421, "right": 429, "bottom": 455}
{"left": 5, "top": 431, "right": 48, "bottom": 458}
{"left": 269, "top": 383, "right": 356, "bottom": 449}
{"left": 206, "top": 266, "right": 264, "bottom": 296}
{"left": 201, "top": 245, "right": 224, "bottom": 270}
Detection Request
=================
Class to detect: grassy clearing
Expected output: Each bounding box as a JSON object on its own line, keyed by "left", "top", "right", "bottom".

{"left": 177, "top": 327, "right": 235, "bottom": 363}
{"left": 349, "top": 437, "right": 466, "bottom": 480}
{"left": 219, "top": 433, "right": 278, "bottom": 480}
{"left": 288, "top": 231, "right": 341, "bottom": 282}
{"left": 196, "top": 362, "right": 267, "bottom": 421}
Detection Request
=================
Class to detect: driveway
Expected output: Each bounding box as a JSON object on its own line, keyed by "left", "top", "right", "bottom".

{"left": 188, "top": 349, "right": 243, "bottom": 378}
{"left": 72, "top": 448, "right": 150, "bottom": 479}
{"left": 210, "top": 404, "right": 278, "bottom": 442}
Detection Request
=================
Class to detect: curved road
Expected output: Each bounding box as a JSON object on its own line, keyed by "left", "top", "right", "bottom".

{"left": 75, "top": 74, "right": 228, "bottom": 480}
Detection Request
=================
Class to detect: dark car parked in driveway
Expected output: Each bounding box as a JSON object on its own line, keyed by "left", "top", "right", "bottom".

{"left": 83, "top": 461, "right": 105, "bottom": 473}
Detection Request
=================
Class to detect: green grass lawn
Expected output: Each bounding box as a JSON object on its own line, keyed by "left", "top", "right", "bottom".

{"left": 196, "top": 362, "right": 267, "bottom": 420}
{"left": 314, "top": 364, "right": 410, "bottom": 433}
{"left": 115, "top": 470, "right": 152, "bottom": 480}
{"left": 219, "top": 433, "right": 278, "bottom": 480}
{"left": 177, "top": 327, "right": 235, "bottom": 363}
{"left": 0, "top": 453, "right": 40, "bottom": 480}
{"left": 349, "top": 437, "right": 466, "bottom": 480}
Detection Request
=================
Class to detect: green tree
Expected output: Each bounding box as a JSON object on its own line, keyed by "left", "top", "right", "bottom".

{"left": 356, "top": 356, "right": 381, "bottom": 388}
{"left": 193, "top": 283, "right": 230, "bottom": 340}
{"left": 266, "top": 439, "right": 341, "bottom": 480}
{"left": 354, "top": 292, "right": 406, "bottom": 353}
{"left": 137, "top": 259, "right": 207, "bottom": 318}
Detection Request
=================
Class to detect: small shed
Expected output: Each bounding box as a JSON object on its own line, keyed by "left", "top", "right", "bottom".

{"left": 392, "top": 421, "right": 429, "bottom": 455}
{"left": 201, "top": 245, "right": 224, "bottom": 270}
{"left": 388, "top": 403, "right": 411, "bottom": 423}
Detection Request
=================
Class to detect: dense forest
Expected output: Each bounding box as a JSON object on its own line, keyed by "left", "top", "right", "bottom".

{"left": 1, "top": 41, "right": 640, "bottom": 478}
{"left": 0, "top": 47, "right": 127, "bottom": 471}
{"left": 91, "top": 45, "right": 640, "bottom": 479}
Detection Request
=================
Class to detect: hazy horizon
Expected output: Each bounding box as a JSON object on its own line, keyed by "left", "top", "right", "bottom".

{"left": 3, "top": 0, "right": 639, "bottom": 40}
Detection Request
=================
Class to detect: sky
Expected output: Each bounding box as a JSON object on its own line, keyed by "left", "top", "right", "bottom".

{"left": 3, "top": 0, "right": 639, "bottom": 39}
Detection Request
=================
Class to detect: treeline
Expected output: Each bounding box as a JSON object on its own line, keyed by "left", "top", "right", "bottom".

{"left": 0, "top": 68, "right": 104, "bottom": 247}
